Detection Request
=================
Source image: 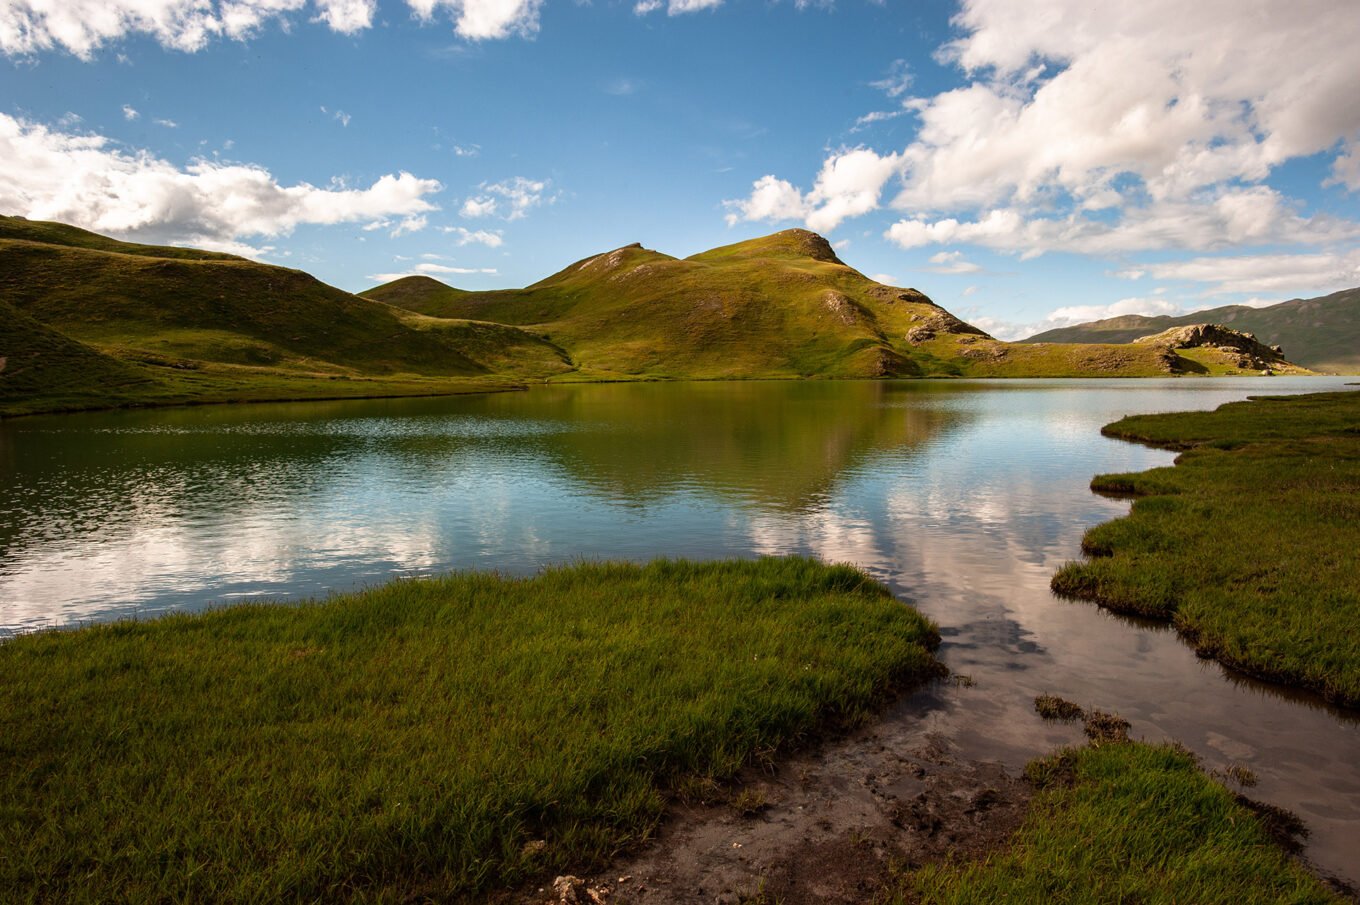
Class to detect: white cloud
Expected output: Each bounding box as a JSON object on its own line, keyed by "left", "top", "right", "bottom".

{"left": 440, "top": 225, "right": 504, "bottom": 247}
{"left": 121, "top": 104, "right": 139, "bottom": 121}
{"left": 367, "top": 264, "right": 499, "bottom": 282}
{"left": 452, "top": 143, "right": 480, "bottom": 157}
{"left": 723, "top": 175, "right": 807, "bottom": 226}
{"left": 869, "top": 59, "right": 912, "bottom": 98}
{"left": 407, "top": 0, "right": 542, "bottom": 40}
{"left": 1143, "top": 250, "right": 1360, "bottom": 297}
{"left": 0, "top": 0, "right": 374, "bottom": 58}
{"left": 459, "top": 196, "right": 498, "bottom": 218}
{"left": 1331, "top": 136, "right": 1360, "bottom": 192}
{"left": 416, "top": 262, "right": 496, "bottom": 274}
{"left": 924, "top": 250, "right": 981, "bottom": 274}
{"left": 852, "top": 109, "right": 906, "bottom": 131}
{"left": 315, "top": 0, "right": 375, "bottom": 32}
{"left": 634, "top": 0, "right": 721, "bottom": 13}
{"left": 884, "top": 188, "right": 1360, "bottom": 257}
{"left": 0, "top": 113, "right": 441, "bottom": 257}
{"left": 733, "top": 0, "right": 1360, "bottom": 259}
{"left": 390, "top": 215, "right": 428, "bottom": 237}
{"left": 459, "top": 176, "right": 550, "bottom": 220}
{"left": 154, "top": 118, "right": 178, "bottom": 128}
{"left": 724, "top": 147, "right": 901, "bottom": 233}
{"left": 321, "top": 106, "right": 351, "bottom": 127}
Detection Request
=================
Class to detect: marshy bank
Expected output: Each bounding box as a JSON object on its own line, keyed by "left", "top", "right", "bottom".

{"left": 1053, "top": 390, "right": 1360, "bottom": 706}
{"left": 0, "top": 557, "right": 940, "bottom": 903}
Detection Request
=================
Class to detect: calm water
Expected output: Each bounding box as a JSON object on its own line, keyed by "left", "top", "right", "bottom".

{"left": 2, "top": 378, "right": 1357, "bottom": 881}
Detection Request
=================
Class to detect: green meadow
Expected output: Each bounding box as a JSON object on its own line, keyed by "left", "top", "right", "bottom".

{"left": 0, "top": 557, "right": 940, "bottom": 903}
{"left": 1052, "top": 390, "right": 1360, "bottom": 705}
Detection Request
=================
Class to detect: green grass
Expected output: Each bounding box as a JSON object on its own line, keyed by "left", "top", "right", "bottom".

{"left": 902, "top": 742, "right": 1339, "bottom": 904}
{"left": 0, "top": 217, "right": 573, "bottom": 416}
{"left": 0, "top": 557, "right": 940, "bottom": 903}
{"left": 1051, "top": 390, "right": 1360, "bottom": 705}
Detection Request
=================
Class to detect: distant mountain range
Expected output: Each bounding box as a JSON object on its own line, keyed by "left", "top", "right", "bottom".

{"left": 1020, "top": 288, "right": 1360, "bottom": 373}
{"left": 0, "top": 216, "right": 1312, "bottom": 416}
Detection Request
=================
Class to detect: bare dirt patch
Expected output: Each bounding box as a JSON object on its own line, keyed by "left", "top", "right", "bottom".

{"left": 516, "top": 708, "right": 1030, "bottom": 905}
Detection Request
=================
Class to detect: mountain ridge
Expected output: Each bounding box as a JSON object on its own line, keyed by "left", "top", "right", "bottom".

{"left": 1020, "top": 288, "right": 1360, "bottom": 373}
{"left": 1, "top": 217, "right": 1314, "bottom": 417}
{"left": 362, "top": 228, "right": 1307, "bottom": 382}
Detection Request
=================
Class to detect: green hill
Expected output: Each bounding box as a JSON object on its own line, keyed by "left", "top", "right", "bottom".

{"left": 0, "top": 216, "right": 572, "bottom": 415}
{"left": 363, "top": 229, "right": 1303, "bottom": 381}
{"left": 1020, "top": 287, "right": 1360, "bottom": 373}
{"left": 3, "top": 218, "right": 1311, "bottom": 417}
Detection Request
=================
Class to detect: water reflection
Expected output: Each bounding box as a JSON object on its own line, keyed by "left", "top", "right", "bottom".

{"left": 1, "top": 377, "right": 1358, "bottom": 881}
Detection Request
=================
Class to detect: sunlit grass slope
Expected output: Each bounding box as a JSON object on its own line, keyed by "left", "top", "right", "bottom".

{"left": 905, "top": 742, "right": 1339, "bottom": 904}
{"left": 0, "top": 216, "right": 571, "bottom": 415}
{"left": 0, "top": 557, "right": 940, "bottom": 903}
{"left": 367, "top": 229, "right": 1300, "bottom": 380}
{"left": 1052, "top": 390, "right": 1360, "bottom": 705}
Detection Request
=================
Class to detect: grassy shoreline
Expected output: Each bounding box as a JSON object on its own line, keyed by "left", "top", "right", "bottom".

{"left": 0, "top": 557, "right": 940, "bottom": 903}
{"left": 904, "top": 738, "right": 1341, "bottom": 904}
{"left": 2, "top": 370, "right": 1309, "bottom": 421}
{"left": 1052, "top": 390, "right": 1360, "bottom": 706}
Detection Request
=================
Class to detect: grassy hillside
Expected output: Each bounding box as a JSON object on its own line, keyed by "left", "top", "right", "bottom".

{"left": 0, "top": 298, "right": 163, "bottom": 414}
{"left": 0, "top": 218, "right": 573, "bottom": 415}
{"left": 0, "top": 215, "right": 239, "bottom": 261}
{"left": 368, "top": 229, "right": 1281, "bottom": 381}
{"left": 1020, "top": 287, "right": 1360, "bottom": 373}
{"left": 4, "top": 217, "right": 1310, "bottom": 418}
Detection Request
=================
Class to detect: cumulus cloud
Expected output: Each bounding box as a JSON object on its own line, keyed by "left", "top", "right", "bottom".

{"left": 0, "top": 113, "right": 441, "bottom": 257}
{"left": 724, "top": 148, "right": 901, "bottom": 233}
{"left": 0, "top": 0, "right": 375, "bottom": 58}
{"left": 884, "top": 188, "right": 1360, "bottom": 257}
{"left": 459, "top": 176, "right": 551, "bottom": 220}
{"left": 730, "top": 0, "right": 1360, "bottom": 257}
{"left": 407, "top": 0, "right": 542, "bottom": 40}
{"left": 121, "top": 105, "right": 139, "bottom": 121}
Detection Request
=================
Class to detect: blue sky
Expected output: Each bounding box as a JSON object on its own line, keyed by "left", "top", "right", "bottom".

{"left": 2, "top": 0, "right": 1358, "bottom": 338}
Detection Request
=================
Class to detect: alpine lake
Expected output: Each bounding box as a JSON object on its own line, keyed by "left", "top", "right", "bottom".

{"left": 2, "top": 376, "right": 1357, "bottom": 884}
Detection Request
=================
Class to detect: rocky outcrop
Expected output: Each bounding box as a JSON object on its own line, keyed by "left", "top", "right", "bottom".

{"left": 904, "top": 310, "right": 992, "bottom": 344}
{"left": 1133, "top": 323, "right": 1289, "bottom": 371}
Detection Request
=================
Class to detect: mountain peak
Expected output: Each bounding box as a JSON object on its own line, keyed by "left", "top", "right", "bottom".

{"left": 687, "top": 228, "right": 845, "bottom": 265}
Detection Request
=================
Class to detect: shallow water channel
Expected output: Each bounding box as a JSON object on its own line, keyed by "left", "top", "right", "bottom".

{"left": 2, "top": 377, "right": 1357, "bottom": 882}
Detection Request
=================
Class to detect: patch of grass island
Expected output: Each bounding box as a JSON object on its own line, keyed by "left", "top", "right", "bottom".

{"left": 0, "top": 557, "right": 940, "bottom": 903}
{"left": 1051, "top": 390, "right": 1360, "bottom": 706}
{"left": 904, "top": 739, "right": 1340, "bottom": 904}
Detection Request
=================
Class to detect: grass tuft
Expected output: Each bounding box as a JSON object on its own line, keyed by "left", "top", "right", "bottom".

{"left": 0, "top": 556, "right": 938, "bottom": 903}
